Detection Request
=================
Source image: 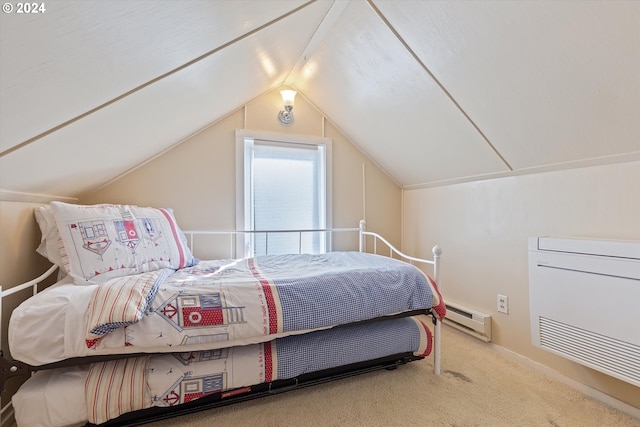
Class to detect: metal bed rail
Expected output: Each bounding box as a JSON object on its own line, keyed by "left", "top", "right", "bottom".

{"left": 182, "top": 226, "right": 360, "bottom": 259}
{"left": 358, "top": 220, "right": 442, "bottom": 285}
{"left": 358, "top": 220, "right": 443, "bottom": 375}
{"left": 0, "top": 264, "right": 59, "bottom": 424}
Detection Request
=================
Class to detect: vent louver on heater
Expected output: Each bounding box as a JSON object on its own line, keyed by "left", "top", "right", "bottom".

{"left": 539, "top": 317, "right": 640, "bottom": 386}
{"left": 529, "top": 237, "right": 640, "bottom": 387}
{"left": 444, "top": 302, "right": 491, "bottom": 342}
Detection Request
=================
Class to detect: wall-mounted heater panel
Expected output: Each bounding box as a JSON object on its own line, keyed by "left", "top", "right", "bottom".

{"left": 528, "top": 237, "right": 640, "bottom": 387}
{"left": 444, "top": 301, "right": 492, "bottom": 342}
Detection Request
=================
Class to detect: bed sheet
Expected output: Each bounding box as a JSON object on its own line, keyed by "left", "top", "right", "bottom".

{"left": 12, "top": 316, "right": 432, "bottom": 427}
{"left": 10, "top": 252, "right": 443, "bottom": 366}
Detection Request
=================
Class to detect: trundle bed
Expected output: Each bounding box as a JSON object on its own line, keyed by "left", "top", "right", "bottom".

{"left": 1, "top": 202, "right": 445, "bottom": 427}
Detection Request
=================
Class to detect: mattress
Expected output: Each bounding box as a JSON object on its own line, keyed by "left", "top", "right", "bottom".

{"left": 12, "top": 316, "right": 432, "bottom": 427}
{"left": 9, "top": 252, "right": 444, "bottom": 366}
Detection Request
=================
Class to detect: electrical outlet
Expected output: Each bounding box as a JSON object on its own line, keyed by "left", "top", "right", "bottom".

{"left": 497, "top": 294, "right": 509, "bottom": 314}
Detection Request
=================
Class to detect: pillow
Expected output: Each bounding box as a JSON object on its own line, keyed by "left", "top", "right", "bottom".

{"left": 50, "top": 201, "right": 197, "bottom": 284}
{"left": 34, "top": 204, "right": 66, "bottom": 270}
{"left": 34, "top": 203, "right": 121, "bottom": 278}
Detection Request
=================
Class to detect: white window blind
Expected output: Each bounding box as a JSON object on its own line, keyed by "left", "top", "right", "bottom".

{"left": 238, "top": 134, "right": 331, "bottom": 257}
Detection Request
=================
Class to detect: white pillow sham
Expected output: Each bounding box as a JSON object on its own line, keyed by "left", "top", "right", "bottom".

{"left": 49, "top": 201, "right": 196, "bottom": 284}
{"left": 34, "top": 204, "right": 65, "bottom": 269}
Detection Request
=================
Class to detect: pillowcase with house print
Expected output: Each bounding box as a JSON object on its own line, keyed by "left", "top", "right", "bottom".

{"left": 50, "top": 201, "right": 197, "bottom": 284}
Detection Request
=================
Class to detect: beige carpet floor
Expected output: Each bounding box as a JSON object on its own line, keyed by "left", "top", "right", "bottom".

{"left": 144, "top": 325, "right": 639, "bottom": 427}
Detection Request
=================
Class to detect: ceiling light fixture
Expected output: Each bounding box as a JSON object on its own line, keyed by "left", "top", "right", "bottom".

{"left": 278, "top": 89, "right": 297, "bottom": 124}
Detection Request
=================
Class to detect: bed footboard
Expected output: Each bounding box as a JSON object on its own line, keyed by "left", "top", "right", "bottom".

{"left": 358, "top": 220, "right": 443, "bottom": 374}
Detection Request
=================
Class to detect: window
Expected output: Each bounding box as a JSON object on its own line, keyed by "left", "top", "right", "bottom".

{"left": 236, "top": 130, "right": 332, "bottom": 257}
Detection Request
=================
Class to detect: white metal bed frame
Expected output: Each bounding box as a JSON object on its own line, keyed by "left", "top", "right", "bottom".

{"left": 0, "top": 220, "right": 442, "bottom": 425}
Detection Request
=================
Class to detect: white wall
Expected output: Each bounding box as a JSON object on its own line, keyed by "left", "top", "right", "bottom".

{"left": 403, "top": 160, "right": 640, "bottom": 408}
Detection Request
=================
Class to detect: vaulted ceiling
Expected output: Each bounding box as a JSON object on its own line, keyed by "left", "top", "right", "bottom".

{"left": 1, "top": 0, "right": 639, "bottom": 200}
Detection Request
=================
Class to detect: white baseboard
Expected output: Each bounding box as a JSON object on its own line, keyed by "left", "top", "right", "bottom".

{"left": 490, "top": 342, "right": 640, "bottom": 420}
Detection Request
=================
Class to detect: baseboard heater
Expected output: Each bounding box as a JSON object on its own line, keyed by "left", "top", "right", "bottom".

{"left": 529, "top": 237, "right": 640, "bottom": 387}
{"left": 444, "top": 302, "right": 492, "bottom": 342}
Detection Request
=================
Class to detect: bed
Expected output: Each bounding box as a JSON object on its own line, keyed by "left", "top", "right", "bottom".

{"left": 1, "top": 202, "right": 445, "bottom": 427}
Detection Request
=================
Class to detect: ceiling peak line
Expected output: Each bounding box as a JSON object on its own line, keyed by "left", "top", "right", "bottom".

{"left": 366, "top": 0, "right": 513, "bottom": 172}
{"left": 285, "top": 0, "right": 350, "bottom": 86}
{"left": 0, "top": 1, "right": 318, "bottom": 159}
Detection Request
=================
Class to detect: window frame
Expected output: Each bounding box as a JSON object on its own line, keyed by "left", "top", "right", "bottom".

{"left": 235, "top": 129, "right": 333, "bottom": 258}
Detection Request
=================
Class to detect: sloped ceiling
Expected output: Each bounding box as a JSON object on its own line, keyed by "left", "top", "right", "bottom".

{"left": 1, "top": 0, "right": 639, "bottom": 200}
